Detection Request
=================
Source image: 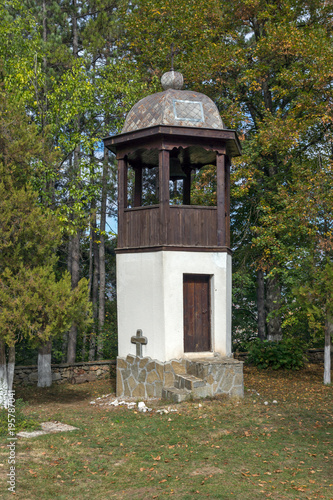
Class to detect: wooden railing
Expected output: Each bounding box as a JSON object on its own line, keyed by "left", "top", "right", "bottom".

{"left": 120, "top": 205, "right": 218, "bottom": 249}
{"left": 122, "top": 205, "right": 160, "bottom": 248}
{"left": 168, "top": 206, "right": 217, "bottom": 247}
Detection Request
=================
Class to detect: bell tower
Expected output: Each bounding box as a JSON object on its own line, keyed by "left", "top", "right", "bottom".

{"left": 103, "top": 71, "right": 244, "bottom": 400}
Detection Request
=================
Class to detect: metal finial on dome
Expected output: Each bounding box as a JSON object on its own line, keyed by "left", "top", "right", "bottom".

{"left": 161, "top": 43, "right": 183, "bottom": 90}
{"left": 161, "top": 70, "right": 184, "bottom": 90}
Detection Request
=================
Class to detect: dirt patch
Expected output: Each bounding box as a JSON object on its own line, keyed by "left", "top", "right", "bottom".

{"left": 104, "top": 487, "right": 162, "bottom": 499}
{"left": 190, "top": 465, "right": 224, "bottom": 476}
{"left": 17, "top": 421, "right": 78, "bottom": 438}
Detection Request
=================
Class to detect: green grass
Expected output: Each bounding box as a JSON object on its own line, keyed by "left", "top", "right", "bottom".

{"left": 0, "top": 365, "right": 332, "bottom": 499}
{"left": 0, "top": 399, "right": 40, "bottom": 436}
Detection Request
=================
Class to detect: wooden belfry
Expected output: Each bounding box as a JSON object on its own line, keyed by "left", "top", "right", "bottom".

{"left": 103, "top": 70, "right": 241, "bottom": 365}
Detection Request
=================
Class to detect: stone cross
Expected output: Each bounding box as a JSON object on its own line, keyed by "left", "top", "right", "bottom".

{"left": 131, "top": 329, "right": 148, "bottom": 357}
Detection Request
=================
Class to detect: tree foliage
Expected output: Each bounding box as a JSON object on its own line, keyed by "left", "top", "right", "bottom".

{"left": 0, "top": 0, "right": 332, "bottom": 376}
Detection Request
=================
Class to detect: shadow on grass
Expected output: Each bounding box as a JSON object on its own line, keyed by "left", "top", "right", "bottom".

{"left": 15, "top": 377, "right": 116, "bottom": 406}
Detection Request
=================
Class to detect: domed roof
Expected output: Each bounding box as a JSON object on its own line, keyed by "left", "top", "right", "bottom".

{"left": 122, "top": 71, "right": 224, "bottom": 134}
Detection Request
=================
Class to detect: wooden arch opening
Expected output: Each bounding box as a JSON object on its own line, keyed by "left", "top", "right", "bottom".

{"left": 125, "top": 145, "right": 220, "bottom": 208}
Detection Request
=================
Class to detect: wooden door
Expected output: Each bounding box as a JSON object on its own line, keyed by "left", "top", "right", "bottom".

{"left": 183, "top": 274, "right": 211, "bottom": 352}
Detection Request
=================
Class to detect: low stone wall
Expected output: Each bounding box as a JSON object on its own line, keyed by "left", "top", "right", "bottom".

{"left": 234, "top": 348, "right": 332, "bottom": 364}
{"left": 307, "top": 349, "right": 333, "bottom": 364}
{"left": 14, "top": 360, "right": 115, "bottom": 386}
{"left": 116, "top": 355, "right": 244, "bottom": 399}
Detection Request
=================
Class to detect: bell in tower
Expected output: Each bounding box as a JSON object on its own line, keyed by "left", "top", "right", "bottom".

{"left": 103, "top": 70, "right": 244, "bottom": 401}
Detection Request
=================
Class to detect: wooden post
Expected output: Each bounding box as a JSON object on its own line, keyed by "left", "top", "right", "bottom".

{"left": 183, "top": 167, "right": 191, "bottom": 205}
{"left": 134, "top": 167, "right": 142, "bottom": 207}
{"left": 216, "top": 153, "right": 226, "bottom": 247}
{"left": 225, "top": 157, "right": 231, "bottom": 248}
{"left": 117, "top": 156, "right": 128, "bottom": 248}
{"left": 159, "top": 149, "right": 170, "bottom": 244}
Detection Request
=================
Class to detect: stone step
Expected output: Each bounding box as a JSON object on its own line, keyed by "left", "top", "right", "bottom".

{"left": 161, "top": 386, "right": 191, "bottom": 403}
{"left": 191, "top": 384, "right": 212, "bottom": 399}
{"left": 176, "top": 374, "right": 206, "bottom": 391}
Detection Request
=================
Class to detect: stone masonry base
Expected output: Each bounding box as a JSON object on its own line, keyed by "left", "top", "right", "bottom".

{"left": 116, "top": 355, "right": 244, "bottom": 401}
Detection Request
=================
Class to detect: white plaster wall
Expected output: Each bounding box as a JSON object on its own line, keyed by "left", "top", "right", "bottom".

{"left": 116, "top": 252, "right": 165, "bottom": 360}
{"left": 117, "top": 251, "right": 232, "bottom": 362}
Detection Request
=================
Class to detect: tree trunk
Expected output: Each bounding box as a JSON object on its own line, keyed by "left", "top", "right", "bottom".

{"left": 62, "top": 235, "right": 73, "bottom": 361}
{"left": 97, "top": 150, "right": 108, "bottom": 360}
{"left": 88, "top": 217, "right": 94, "bottom": 297}
{"left": 7, "top": 346, "right": 15, "bottom": 396}
{"left": 67, "top": 3, "right": 80, "bottom": 364}
{"left": 67, "top": 230, "right": 80, "bottom": 363}
{"left": 0, "top": 340, "right": 15, "bottom": 409}
{"left": 37, "top": 339, "right": 52, "bottom": 388}
{"left": 0, "top": 339, "right": 7, "bottom": 408}
{"left": 257, "top": 268, "right": 266, "bottom": 340}
{"left": 42, "top": 0, "right": 47, "bottom": 130}
{"left": 324, "top": 313, "right": 332, "bottom": 385}
{"left": 81, "top": 332, "right": 87, "bottom": 362}
{"left": 266, "top": 275, "right": 282, "bottom": 341}
{"left": 89, "top": 209, "right": 99, "bottom": 361}
{"left": 82, "top": 213, "right": 95, "bottom": 361}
